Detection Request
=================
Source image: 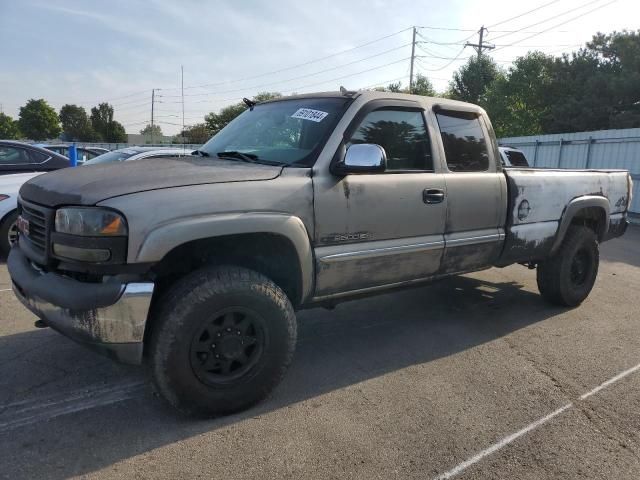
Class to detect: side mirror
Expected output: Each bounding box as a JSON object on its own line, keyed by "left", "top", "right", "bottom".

{"left": 332, "top": 143, "right": 387, "bottom": 175}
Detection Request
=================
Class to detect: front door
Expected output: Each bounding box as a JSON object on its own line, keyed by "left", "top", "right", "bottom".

{"left": 312, "top": 104, "right": 447, "bottom": 299}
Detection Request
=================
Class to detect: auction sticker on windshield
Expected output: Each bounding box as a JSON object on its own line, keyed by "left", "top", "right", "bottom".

{"left": 291, "top": 108, "right": 328, "bottom": 122}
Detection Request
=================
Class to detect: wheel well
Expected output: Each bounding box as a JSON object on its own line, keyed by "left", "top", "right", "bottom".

{"left": 0, "top": 208, "right": 17, "bottom": 226}
{"left": 570, "top": 206, "right": 607, "bottom": 240}
{"left": 150, "top": 233, "right": 304, "bottom": 308}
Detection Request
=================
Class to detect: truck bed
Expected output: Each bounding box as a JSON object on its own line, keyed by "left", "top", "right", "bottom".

{"left": 498, "top": 168, "right": 630, "bottom": 265}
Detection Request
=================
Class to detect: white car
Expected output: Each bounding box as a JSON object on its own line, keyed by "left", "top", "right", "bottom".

{"left": 0, "top": 172, "right": 43, "bottom": 255}
{"left": 84, "top": 147, "right": 191, "bottom": 165}
{"left": 1, "top": 148, "right": 190, "bottom": 254}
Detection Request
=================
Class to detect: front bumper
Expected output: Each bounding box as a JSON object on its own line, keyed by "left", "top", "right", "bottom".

{"left": 8, "top": 247, "right": 154, "bottom": 365}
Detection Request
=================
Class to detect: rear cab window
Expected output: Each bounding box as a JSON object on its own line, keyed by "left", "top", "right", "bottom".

{"left": 505, "top": 150, "right": 529, "bottom": 167}
{"left": 435, "top": 110, "right": 489, "bottom": 172}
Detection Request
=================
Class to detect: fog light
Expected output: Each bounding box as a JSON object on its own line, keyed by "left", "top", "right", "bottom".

{"left": 53, "top": 244, "right": 111, "bottom": 262}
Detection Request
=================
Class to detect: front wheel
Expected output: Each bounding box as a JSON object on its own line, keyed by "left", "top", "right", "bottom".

{"left": 536, "top": 225, "right": 599, "bottom": 307}
{"left": 0, "top": 211, "right": 19, "bottom": 256}
{"left": 149, "top": 265, "right": 297, "bottom": 417}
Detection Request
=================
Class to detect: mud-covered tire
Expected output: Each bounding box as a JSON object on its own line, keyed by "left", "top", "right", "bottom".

{"left": 0, "top": 211, "right": 18, "bottom": 257}
{"left": 536, "top": 226, "right": 599, "bottom": 307}
{"left": 149, "top": 265, "right": 297, "bottom": 417}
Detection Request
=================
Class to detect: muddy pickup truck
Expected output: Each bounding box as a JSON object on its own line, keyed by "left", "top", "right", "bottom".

{"left": 8, "top": 91, "right": 632, "bottom": 416}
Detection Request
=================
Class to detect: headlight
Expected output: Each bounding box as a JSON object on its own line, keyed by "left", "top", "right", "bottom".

{"left": 55, "top": 207, "right": 127, "bottom": 236}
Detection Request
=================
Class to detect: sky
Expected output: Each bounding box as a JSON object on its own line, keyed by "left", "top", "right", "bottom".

{"left": 0, "top": 0, "right": 638, "bottom": 136}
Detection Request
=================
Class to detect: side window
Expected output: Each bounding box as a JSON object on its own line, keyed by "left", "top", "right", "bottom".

{"left": 348, "top": 109, "right": 433, "bottom": 171}
{"left": 28, "top": 150, "right": 49, "bottom": 163}
{"left": 0, "top": 146, "right": 32, "bottom": 164}
{"left": 435, "top": 111, "right": 489, "bottom": 172}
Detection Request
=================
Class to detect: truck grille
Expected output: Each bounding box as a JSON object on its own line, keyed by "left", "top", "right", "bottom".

{"left": 18, "top": 199, "right": 53, "bottom": 261}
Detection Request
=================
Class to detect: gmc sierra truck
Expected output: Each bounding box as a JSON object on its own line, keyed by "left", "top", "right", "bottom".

{"left": 8, "top": 91, "right": 632, "bottom": 417}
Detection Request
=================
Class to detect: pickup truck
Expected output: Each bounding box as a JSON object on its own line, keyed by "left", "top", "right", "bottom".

{"left": 8, "top": 91, "right": 632, "bottom": 417}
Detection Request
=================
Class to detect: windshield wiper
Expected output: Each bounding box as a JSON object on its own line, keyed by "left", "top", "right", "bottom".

{"left": 192, "top": 149, "right": 210, "bottom": 157}
{"left": 216, "top": 151, "right": 287, "bottom": 166}
{"left": 216, "top": 151, "right": 258, "bottom": 161}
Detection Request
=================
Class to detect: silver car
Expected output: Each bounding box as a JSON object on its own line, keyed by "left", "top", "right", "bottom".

{"left": 84, "top": 147, "right": 191, "bottom": 165}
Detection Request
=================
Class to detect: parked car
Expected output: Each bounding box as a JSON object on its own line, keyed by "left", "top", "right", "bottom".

{"left": 83, "top": 147, "right": 191, "bottom": 165}
{"left": 85, "top": 147, "right": 110, "bottom": 155}
{"left": 8, "top": 91, "right": 632, "bottom": 417}
{"left": 0, "top": 172, "right": 43, "bottom": 255}
{"left": 0, "top": 141, "right": 69, "bottom": 175}
{"left": 40, "top": 145, "right": 105, "bottom": 164}
{"left": 499, "top": 146, "right": 530, "bottom": 167}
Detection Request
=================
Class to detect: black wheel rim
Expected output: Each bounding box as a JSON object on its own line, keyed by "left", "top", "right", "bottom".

{"left": 190, "top": 307, "right": 266, "bottom": 386}
{"left": 570, "top": 248, "right": 591, "bottom": 286}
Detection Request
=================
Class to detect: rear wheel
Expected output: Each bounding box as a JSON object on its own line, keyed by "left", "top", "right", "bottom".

{"left": 0, "top": 211, "right": 18, "bottom": 256}
{"left": 149, "top": 265, "right": 297, "bottom": 417}
{"left": 536, "top": 226, "right": 599, "bottom": 307}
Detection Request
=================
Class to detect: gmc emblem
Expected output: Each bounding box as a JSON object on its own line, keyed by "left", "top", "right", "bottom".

{"left": 16, "top": 215, "right": 29, "bottom": 236}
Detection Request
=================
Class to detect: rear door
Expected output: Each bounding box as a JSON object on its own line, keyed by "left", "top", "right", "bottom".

{"left": 431, "top": 108, "right": 507, "bottom": 273}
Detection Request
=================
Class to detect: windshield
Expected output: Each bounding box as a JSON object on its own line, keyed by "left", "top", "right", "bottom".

{"left": 199, "top": 97, "right": 351, "bottom": 166}
{"left": 83, "top": 149, "right": 140, "bottom": 165}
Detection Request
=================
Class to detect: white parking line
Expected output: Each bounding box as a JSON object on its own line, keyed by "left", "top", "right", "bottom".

{"left": 0, "top": 288, "right": 12, "bottom": 293}
{"left": 433, "top": 361, "right": 640, "bottom": 479}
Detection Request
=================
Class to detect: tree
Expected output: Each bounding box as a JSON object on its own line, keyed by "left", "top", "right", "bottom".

{"left": 0, "top": 113, "right": 20, "bottom": 139}
{"left": 484, "top": 52, "right": 554, "bottom": 137}
{"left": 412, "top": 74, "right": 436, "bottom": 97}
{"left": 140, "top": 124, "right": 163, "bottom": 139}
{"left": 90, "top": 103, "right": 127, "bottom": 142}
{"left": 205, "top": 92, "right": 281, "bottom": 135}
{"left": 108, "top": 121, "right": 127, "bottom": 142}
{"left": 90, "top": 102, "right": 114, "bottom": 139}
{"left": 374, "top": 74, "right": 436, "bottom": 96}
{"left": 448, "top": 55, "right": 502, "bottom": 104}
{"left": 177, "top": 123, "right": 212, "bottom": 144}
{"left": 18, "top": 99, "right": 61, "bottom": 140}
{"left": 59, "top": 104, "right": 98, "bottom": 141}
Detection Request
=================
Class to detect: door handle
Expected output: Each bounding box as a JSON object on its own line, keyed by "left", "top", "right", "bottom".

{"left": 423, "top": 188, "right": 445, "bottom": 204}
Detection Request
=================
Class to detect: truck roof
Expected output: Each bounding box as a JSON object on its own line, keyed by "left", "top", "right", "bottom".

{"left": 259, "top": 90, "right": 484, "bottom": 114}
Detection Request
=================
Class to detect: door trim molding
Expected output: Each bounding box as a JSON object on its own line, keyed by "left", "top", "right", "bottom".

{"left": 316, "top": 235, "right": 444, "bottom": 264}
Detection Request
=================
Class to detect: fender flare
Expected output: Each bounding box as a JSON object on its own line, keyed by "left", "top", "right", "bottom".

{"left": 135, "top": 212, "right": 314, "bottom": 303}
{"left": 550, "top": 195, "right": 609, "bottom": 254}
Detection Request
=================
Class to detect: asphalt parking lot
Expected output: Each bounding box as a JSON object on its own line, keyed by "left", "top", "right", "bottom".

{"left": 1, "top": 226, "right": 639, "bottom": 479}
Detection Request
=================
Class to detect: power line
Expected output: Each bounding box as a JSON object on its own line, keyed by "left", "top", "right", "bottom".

{"left": 487, "top": 0, "right": 605, "bottom": 42}
{"left": 487, "top": 0, "right": 561, "bottom": 29}
{"left": 171, "top": 56, "right": 412, "bottom": 108}
{"left": 415, "top": 46, "right": 469, "bottom": 71}
{"left": 491, "top": 0, "right": 618, "bottom": 52}
{"left": 161, "top": 27, "right": 414, "bottom": 92}
{"left": 157, "top": 43, "right": 413, "bottom": 98}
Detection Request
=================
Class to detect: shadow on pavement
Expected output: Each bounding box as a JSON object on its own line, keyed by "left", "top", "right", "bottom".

{"left": 600, "top": 224, "right": 640, "bottom": 268}
{"left": 0, "top": 273, "right": 568, "bottom": 479}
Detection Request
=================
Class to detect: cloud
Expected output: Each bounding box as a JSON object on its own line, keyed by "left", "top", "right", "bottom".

{"left": 35, "top": 3, "right": 179, "bottom": 50}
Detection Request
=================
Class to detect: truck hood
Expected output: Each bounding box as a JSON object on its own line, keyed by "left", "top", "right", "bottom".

{"left": 19, "top": 156, "right": 283, "bottom": 207}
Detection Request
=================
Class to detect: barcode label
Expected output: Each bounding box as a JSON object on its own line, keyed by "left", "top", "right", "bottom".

{"left": 291, "top": 108, "right": 329, "bottom": 122}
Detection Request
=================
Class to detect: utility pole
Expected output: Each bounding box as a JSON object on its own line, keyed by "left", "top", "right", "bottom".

{"left": 181, "top": 65, "right": 185, "bottom": 147}
{"left": 150, "top": 89, "right": 155, "bottom": 144}
{"left": 465, "top": 26, "right": 494, "bottom": 59}
{"left": 409, "top": 26, "right": 417, "bottom": 93}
